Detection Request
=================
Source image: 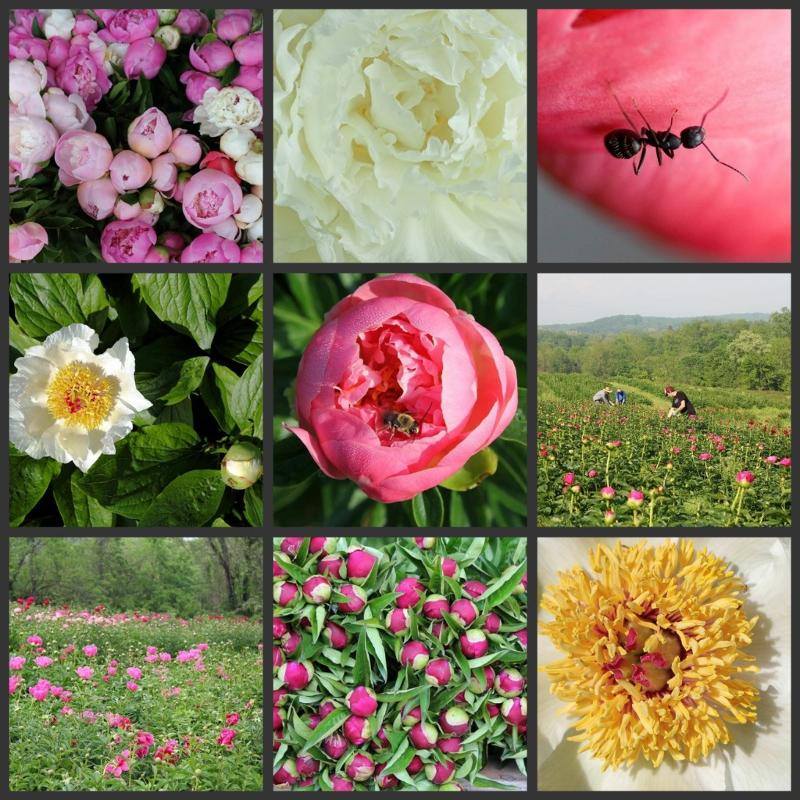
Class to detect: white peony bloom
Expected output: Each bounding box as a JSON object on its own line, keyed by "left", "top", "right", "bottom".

{"left": 220, "top": 126, "right": 256, "bottom": 160}
{"left": 10, "top": 324, "right": 152, "bottom": 473}
{"left": 245, "top": 215, "right": 262, "bottom": 242}
{"left": 273, "top": 9, "right": 527, "bottom": 263}
{"left": 43, "top": 9, "right": 75, "bottom": 40}
{"left": 235, "top": 147, "right": 263, "bottom": 186}
{"left": 194, "top": 86, "right": 263, "bottom": 138}
{"left": 103, "top": 42, "right": 129, "bottom": 73}
{"left": 9, "top": 59, "right": 48, "bottom": 106}
{"left": 154, "top": 24, "right": 181, "bottom": 51}
{"left": 538, "top": 537, "right": 790, "bottom": 791}
{"left": 235, "top": 193, "right": 263, "bottom": 226}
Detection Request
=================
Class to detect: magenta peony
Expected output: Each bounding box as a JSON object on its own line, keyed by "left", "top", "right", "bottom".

{"left": 100, "top": 219, "right": 157, "bottom": 263}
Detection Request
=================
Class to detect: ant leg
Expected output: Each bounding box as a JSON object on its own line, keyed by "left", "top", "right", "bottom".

{"left": 631, "top": 97, "right": 655, "bottom": 132}
{"left": 665, "top": 108, "right": 678, "bottom": 134}
{"left": 700, "top": 141, "right": 750, "bottom": 181}
{"left": 633, "top": 143, "right": 647, "bottom": 175}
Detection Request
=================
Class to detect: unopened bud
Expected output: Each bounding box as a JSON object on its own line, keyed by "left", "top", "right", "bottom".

{"left": 221, "top": 442, "right": 262, "bottom": 489}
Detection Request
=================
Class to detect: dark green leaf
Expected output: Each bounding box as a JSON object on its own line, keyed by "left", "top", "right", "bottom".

{"left": 410, "top": 487, "right": 444, "bottom": 527}
{"left": 11, "top": 273, "right": 87, "bottom": 338}
{"left": 230, "top": 353, "right": 263, "bottom": 436}
{"left": 10, "top": 450, "right": 61, "bottom": 526}
{"left": 139, "top": 469, "right": 226, "bottom": 527}
{"left": 52, "top": 469, "right": 114, "bottom": 528}
{"left": 500, "top": 387, "right": 527, "bottom": 445}
{"left": 243, "top": 482, "right": 263, "bottom": 526}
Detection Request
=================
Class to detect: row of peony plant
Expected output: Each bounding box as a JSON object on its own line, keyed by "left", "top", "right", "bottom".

{"left": 273, "top": 537, "right": 528, "bottom": 791}
{"left": 9, "top": 8, "right": 262, "bottom": 263}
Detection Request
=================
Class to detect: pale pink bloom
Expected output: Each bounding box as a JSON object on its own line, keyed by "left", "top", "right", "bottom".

{"left": 182, "top": 169, "right": 242, "bottom": 229}
{"left": 145, "top": 653, "right": 158, "bottom": 662}
{"left": 107, "top": 665, "right": 117, "bottom": 676}
{"left": 101, "top": 219, "right": 157, "bottom": 262}
{"left": 55, "top": 48, "right": 111, "bottom": 111}
{"left": 54, "top": 130, "right": 113, "bottom": 186}
{"left": 9, "top": 115, "right": 59, "bottom": 181}
{"left": 126, "top": 667, "right": 142, "bottom": 680}
{"left": 9, "top": 58, "right": 47, "bottom": 105}
{"left": 42, "top": 88, "right": 95, "bottom": 136}
{"left": 29, "top": 679, "right": 51, "bottom": 700}
{"left": 159, "top": 652, "right": 172, "bottom": 662}
{"left": 82, "top": 710, "right": 98, "bottom": 723}
{"left": 169, "top": 132, "right": 202, "bottom": 167}
{"left": 179, "top": 69, "right": 221, "bottom": 105}
{"left": 146, "top": 646, "right": 158, "bottom": 656}
{"left": 77, "top": 177, "right": 118, "bottom": 220}
{"left": 287, "top": 275, "right": 518, "bottom": 502}
{"left": 124, "top": 37, "right": 166, "bottom": 79}
{"left": 9, "top": 222, "right": 48, "bottom": 262}
{"left": 83, "top": 644, "right": 98, "bottom": 657}
{"left": 109, "top": 150, "right": 152, "bottom": 192}
{"left": 76, "top": 667, "right": 93, "bottom": 680}
{"left": 127, "top": 107, "right": 172, "bottom": 159}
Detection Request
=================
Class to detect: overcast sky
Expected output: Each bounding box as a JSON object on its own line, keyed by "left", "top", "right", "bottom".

{"left": 537, "top": 273, "right": 791, "bottom": 325}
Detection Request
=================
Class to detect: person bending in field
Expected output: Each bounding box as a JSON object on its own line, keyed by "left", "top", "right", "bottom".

{"left": 665, "top": 385, "right": 697, "bottom": 418}
{"left": 615, "top": 388, "right": 627, "bottom": 405}
{"left": 593, "top": 386, "right": 612, "bottom": 405}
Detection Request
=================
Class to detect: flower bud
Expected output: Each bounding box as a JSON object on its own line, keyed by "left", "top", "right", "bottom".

{"left": 234, "top": 193, "right": 262, "bottom": 227}
{"left": 273, "top": 687, "right": 289, "bottom": 707}
{"left": 372, "top": 726, "right": 390, "bottom": 752}
{"left": 400, "top": 641, "right": 429, "bottom": 670}
{"left": 425, "top": 760, "right": 455, "bottom": 784}
{"left": 157, "top": 9, "right": 179, "bottom": 25}
{"left": 296, "top": 754, "right": 319, "bottom": 777}
{"left": 409, "top": 721, "right": 437, "bottom": 749}
{"left": 460, "top": 629, "right": 489, "bottom": 658}
{"left": 273, "top": 618, "right": 288, "bottom": 640}
{"left": 273, "top": 759, "right": 298, "bottom": 786}
{"left": 494, "top": 667, "right": 525, "bottom": 697}
{"left": 323, "top": 621, "right": 349, "bottom": 650}
{"left": 338, "top": 584, "right": 367, "bottom": 614}
{"left": 413, "top": 537, "right": 436, "bottom": 549}
{"left": 401, "top": 707, "right": 421, "bottom": 728}
{"left": 221, "top": 442, "right": 262, "bottom": 489}
{"left": 422, "top": 594, "right": 449, "bottom": 619}
{"left": 346, "top": 686, "right": 378, "bottom": 718}
{"left": 346, "top": 548, "right": 377, "bottom": 581}
{"left": 441, "top": 557, "right": 458, "bottom": 577}
{"left": 309, "top": 536, "right": 337, "bottom": 555}
{"left": 278, "top": 661, "right": 314, "bottom": 691}
{"left": 385, "top": 607, "right": 411, "bottom": 634}
{"left": 280, "top": 629, "right": 301, "bottom": 656}
{"left": 627, "top": 489, "right": 645, "bottom": 509}
{"left": 138, "top": 187, "right": 165, "bottom": 214}
{"left": 463, "top": 581, "right": 487, "bottom": 599}
{"left": 439, "top": 707, "right": 470, "bottom": 735}
{"left": 318, "top": 699, "right": 340, "bottom": 719}
{"left": 450, "top": 599, "right": 478, "bottom": 627}
{"left": 374, "top": 762, "right": 398, "bottom": 788}
{"left": 273, "top": 707, "right": 284, "bottom": 729}
{"left": 273, "top": 581, "right": 298, "bottom": 607}
{"left": 345, "top": 752, "right": 375, "bottom": 782}
{"left": 424, "top": 657, "right": 452, "bottom": 686}
{"left": 155, "top": 24, "right": 180, "bottom": 49}
{"left": 319, "top": 554, "right": 345, "bottom": 578}
{"left": 483, "top": 612, "right": 501, "bottom": 634}
{"left": 272, "top": 646, "right": 283, "bottom": 672}
{"left": 736, "top": 470, "right": 755, "bottom": 487}
{"left": 468, "top": 665, "right": 495, "bottom": 694}
{"left": 302, "top": 575, "right": 332, "bottom": 604}
{"left": 501, "top": 696, "right": 527, "bottom": 727}
{"left": 273, "top": 559, "right": 287, "bottom": 579}
{"left": 438, "top": 736, "right": 462, "bottom": 754}
{"left": 395, "top": 577, "right": 425, "bottom": 608}
{"left": 343, "top": 714, "right": 372, "bottom": 745}
{"left": 323, "top": 734, "right": 348, "bottom": 760}
{"left": 330, "top": 775, "right": 354, "bottom": 791}
{"left": 220, "top": 126, "right": 256, "bottom": 159}
{"left": 280, "top": 538, "right": 304, "bottom": 558}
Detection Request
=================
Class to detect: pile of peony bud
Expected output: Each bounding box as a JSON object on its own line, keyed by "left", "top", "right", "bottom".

{"left": 273, "top": 536, "right": 528, "bottom": 790}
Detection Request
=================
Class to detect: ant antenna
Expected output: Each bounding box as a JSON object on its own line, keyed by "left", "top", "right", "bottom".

{"left": 700, "top": 141, "right": 750, "bottom": 181}
{"left": 605, "top": 79, "right": 637, "bottom": 129}
{"left": 631, "top": 96, "right": 655, "bottom": 133}
{"left": 699, "top": 88, "right": 729, "bottom": 128}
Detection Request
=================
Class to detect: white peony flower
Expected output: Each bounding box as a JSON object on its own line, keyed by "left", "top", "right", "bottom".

{"left": 10, "top": 324, "right": 152, "bottom": 473}
{"left": 194, "top": 86, "right": 263, "bottom": 138}
{"left": 538, "top": 537, "right": 790, "bottom": 791}
{"left": 234, "top": 193, "right": 263, "bottom": 227}
{"left": 43, "top": 9, "right": 75, "bottom": 40}
{"left": 234, "top": 146, "right": 263, "bottom": 186}
{"left": 103, "top": 42, "right": 129, "bottom": 73}
{"left": 245, "top": 215, "right": 262, "bottom": 242}
{"left": 154, "top": 24, "right": 181, "bottom": 51}
{"left": 273, "top": 9, "right": 527, "bottom": 263}
{"left": 9, "top": 59, "right": 48, "bottom": 106}
{"left": 220, "top": 126, "right": 256, "bottom": 160}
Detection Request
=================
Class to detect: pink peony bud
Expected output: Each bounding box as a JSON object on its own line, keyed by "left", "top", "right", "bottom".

{"left": 462, "top": 581, "right": 487, "bottom": 599}
{"left": 346, "top": 548, "right": 377, "bottom": 580}
{"left": 127, "top": 107, "right": 172, "bottom": 159}
{"left": 409, "top": 721, "right": 438, "bottom": 749}
{"left": 273, "top": 759, "right": 298, "bottom": 786}
{"left": 273, "top": 707, "right": 284, "bottom": 730}
{"left": 273, "top": 687, "right": 289, "bottom": 707}
{"left": 736, "top": 470, "right": 756, "bottom": 486}
{"left": 309, "top": 537, "right": 337, "bottom": 555}
{"left": 460, "top": 629, "right": 489, "bottom": 658}
{"left": 273, "top": 581, "right": 298, "bottom": 607}
{"left": 372, "top": 726, "right": 390, "bottom": 751}
{"left": 604, "top": 509, "right": 616, "bottom": 525}
{"left": 272, "top": 646, "right": 283, "bottom": 672}
{"left": 338, "top": 584, "right": 367, "bottom": 614}
{"left": 296, "top": 754, "right": 319, "bottom": 777}
{"left": 343, "top": 714, "right": 372, "bottom": 745}
{"left": 400, "top": 641, "right": 430, "bottom": 670}
{"left": 600, "top": 486, "right": 616, "bottom": 500}
{"left": 501, "top": 696, "right": 527, "bottom": 727}
{"left": 401, "top": 706, "right": 422, "bottom": 727}
{"left": 232, "top": 32, "right": 263, "bottom": 66}
{"left": 587, "top": 469, "right": 598, "bottom": 477}
{"left": 323, "top": 621, "right": 349, "bottom": 650}
{"left": 302, "top": 575, "right": 332, "bottom": 604}
{"left": 215, "top": 10, "right": 252, "bottom": 42}
{"left": 346, "top": 686, "right": 378, "bottom": 718}
{"left": 323, "top": 733, "right": 348, "bottom": 760}
{"left": 319, "top": 555, "right": 345, "bottom": 578}
{"left": 438, "top": 736, "right": 462, "bottom": 754}
{"left": 627, "top": 489, "right": 645, "bottom": 508}
{"left": 439, "top": 707, "right": 470, "bottom": 735}
{"left": 413, "top": 537, "right": 436, "bottom": 549}
{"left": 169, "top": 132, "right": 202, "bottom": 167}
{"left": 395, "top": 577, "right": 425, "bottom": 608}
{"left": 450, "top": 599, "right": 478, "bottom": 627}
{"left": 109, "top": 150, "right": 152, "bottom": 193}
{"left": 385, "top": 607, "right": 411, "bottom": 634}
{"left": 374, "top": 762, "right": 398, "bottom": 789}
{"left": 494, "top": 668, "right": 525, "bottom": 697}
{"left": 331, "top": 775, "right": 354, "bottom": 791}
{"left": 483, "top": 612, "right": 502, "bottom": 634}
{"left": 563, "top": 471, "right": 575, "bottom": 486}
{"left": 280, "top": 630, "right": 301, "bottom": 656}
{"left": 425, "top": 760, "right": 455, "bottom": 784}
{"left": 441, "top": 557, "right": 458, "bottom": 577}
{"left": 487, "top": 702, "right": 501, "bottom": 718}
{"left": 422, "top": 595, "right": 450, "bottom": 619}
{"left": 307, "top": 714, "right": 321, "bottom": 730}
{"left": 123, "top": 37, "right": 166, "bottom": 79}
{"left": 273, "top": 559, "right": 288, "bottom": 579}
{"left": 318, "top": 699, "right": 340, "bottom": 719}
{"left": 468, "top": 665, "right": 496, "bottom": 694}
{"left": 189, "top": 40, "right": 234, "bottom": 74}
{"left": 9, "top": 222, "right": 48, "bottom": 262}
{"left": 514, "top": 629, "right": 528, "bottom": 649}
{"left": 280, "top": 538, "right": 305, "bottom": 558}
{"left": 76, "top": 177, "right": 118, "bottom": 221}
{"left": 407, "top": 755, "right": 424, "bottom": 775}
{"left": 424, "top": 658, "right": 452, "bottom": 687}
{"left": 278, "top": 661, "right": 314, "bottom": 691}
{"left": 345, "top": 752, "right": 375, "bottom": 782}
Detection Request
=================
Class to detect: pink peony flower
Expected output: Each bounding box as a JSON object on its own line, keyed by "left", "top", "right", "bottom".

{"left": 286, "top": 275, "right": 518, "bottom": 503}
{"left": 239, "top": 241, "right": 263, "bottom": 263}
{"left": 226, "top": 712, "right": 240, "bottom": 726}
{"left": 126, "top": 681, "right": 139, "bottom": 692}
{"left": 54, "top": 130, "right": 113, "bottom": 186}
{"left": 109, "top": 150, "right": 152, "bottom": 192}
{"left": 10, "top": 114, "right": 59, "bottom": 179}
{"left": 76, "top": 177, "right": 117, "bottom": 221}
{"left": 189, "top": 40, "right": 235, "bottom": 74}
{"left": 101, "top": 219, "right": 157, "bottom": 263}
{"left": 9, "top": 222, "right": 48, "bottom": 262}
{"left": 198, "top": 150, "right": 238, "bottom": 179}
{"left": 9, "top": 675, "right": 23, "bottom": 695}
{"left": 107, "top": 9, "right": 158, "bottom": 43}
{"left": 9, "top": 656, "right": 26, "bottom": 670}
{"left": 627, "top": 489, "right": 645, "bottom": 508}
{"left": 215, "top": 10, "right": 252, "bottom": 42}
{"left": 149, "top": 153, "right": 178, "bottom": 193}
{"left": 174, "top": 10, "right": 210, "bottom": 37}
{"left": 231, "top": 65, "right": 264, "bottom": 102}
{"left": 124, "top": 37, "right": 167, "bottom": 79}
{"left": 180, "top": 70, "right": 222, "bottom": 105}
{"left": 736, "top": 470, "right": 756, "bottom": 486}
{"left": 26, "top": 635, "right": 42, "bottom": 646}
{"left": 29, "top": 678, "right": 51, "bottom": 700}
{"left": 126, "top": 667, "right": 142, "bottom": 680}
{"left": 182, "top": 168, "right": 243, "bottom": 229}
{"left": 55, "top": 48, "right": 111, "bottom": 111}
{"left": 76, "top": 667, "right": 93, "bottom": 680}
{"left": 698, "top": 452, "right": 713, "bottom": 461}
{"left": 35, "top": 656, "right": 53, "bottom": 667}
{"left": 233, "top": 33, "right": 263, "bottom": 67}
{"left": 169, "top": 132, "right": 202, "bottom": 167}
{"left": 127, "top": 107, "right": 172, "bottom": 159}
{"left": 600, "top": 486, "right": 616, "bottom": 499}
{"left": 217, "top": 727, "right": 236, "bottom": 749}
{"left": 179, "top": 232, "right": 241, "bottom": 263}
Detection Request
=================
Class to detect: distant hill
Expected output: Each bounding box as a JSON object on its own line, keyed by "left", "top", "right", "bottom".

{"left": 539, "top": 313, "right": 772, "bottom": 334}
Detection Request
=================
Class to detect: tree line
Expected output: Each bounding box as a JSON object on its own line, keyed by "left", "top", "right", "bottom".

{"left": 9, "top": 537, "right": 262, "bottom": 617}
{"left": 537, "top": 309, "right": 791, "bottom": 391}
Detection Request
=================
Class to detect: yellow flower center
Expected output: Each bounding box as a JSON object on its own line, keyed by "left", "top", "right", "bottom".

{"left": 46, "top": 362, "right": 118, "bottom": 430}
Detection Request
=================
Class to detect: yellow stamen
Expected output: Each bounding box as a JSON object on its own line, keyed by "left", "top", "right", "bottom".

{"left": 46, "top": 361, "right": 118, "bottom": 430}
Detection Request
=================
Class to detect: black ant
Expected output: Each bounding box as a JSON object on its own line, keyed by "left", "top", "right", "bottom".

{"left": 603, "top": 85, "right": 749, "bottom": 181}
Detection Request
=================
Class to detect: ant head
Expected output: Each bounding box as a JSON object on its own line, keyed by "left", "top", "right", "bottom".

{"left": 680, "top": 125, "right": 705, "bottom": 149}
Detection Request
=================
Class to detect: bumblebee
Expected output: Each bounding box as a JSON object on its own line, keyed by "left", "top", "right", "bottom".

{"left": 382, "top": 410, "right": 421, "bottom": 437}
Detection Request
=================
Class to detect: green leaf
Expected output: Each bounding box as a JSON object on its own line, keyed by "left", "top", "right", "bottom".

{"left": 102, "top": 116, "right": 117, "bottom": 146}
{"left": 199, "top": 363, "right": 239, "bottom": 434}
{"left": 52, "top": 469, "right": 114, "bottom": 527}
{"left": 219, "top": 61, "right": 239, "bottom": 87}
{"left": 75, "top": 424, "right": 215, "bottom": 519}
{"left": 230, "top": 353, "right": 263, "bottom": 436}
{"left": 440, "top": 447, "right": 499, "bottom": 492}
{"left": 158, "top": 64, "right": 178, "bottom": 94}
{"left": 84, "top": 234, "right": 103, "bottom": 261}
{"left": 9, "top": 318, "right": 39, "bottom": 355}
{"left": 110, "top": 286, "right": 149, "bottom": 342}
{"left": 9, "top": 450, "right": 61, "bottom": 526}
{"left": 211, "top": 517, "right": 230, "bottom": 527}
{"left": 500, "top": 387, "right": 527, "bottom": 445}
{"left": 158, "top": 356, "right": 210, "bottom": 406}
{"left": 215, "top": 297, "right": 263, "bottom": 366}
{"left": 410, "top": 487, "right": 444, "bottom": 527}
{"left": 11, "top": 273, "right": 87, "bottom": 338}
{"left": 243, "top": 482, "right": 263, "bottom": 526}
{"left": 139, "top": 469, "right": 225, "bottom": 527}
{"left": 131, "top": 273, "right": 231, "bottom": 350}
{"left": 273, "top": 435, "right": 318, "bottom": 512}
{"left": 31, "top": 16, "right": 45, "bottom": 38}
